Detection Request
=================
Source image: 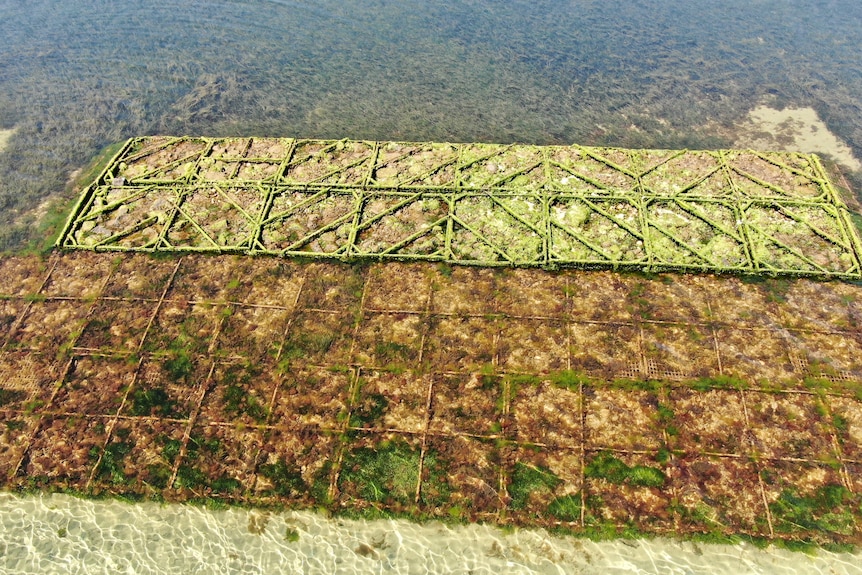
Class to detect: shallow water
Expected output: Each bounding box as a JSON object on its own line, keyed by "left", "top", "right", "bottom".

{"left": 2, "top": 1, "right": 862, "bottom": 247}
{"left": 2, "top": 1, "right": 862, "bottom": 571}
{"left": 1, "top": 493, "right": 860, "bottom": 575}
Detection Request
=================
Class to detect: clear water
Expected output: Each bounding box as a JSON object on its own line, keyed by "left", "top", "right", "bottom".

{"left": 2, "top": 493, "right": 861, "bottom": 574}
{"left": 2, "top": 1, "right": 862, "bottom": 569}
{"left": 2, "top": 1, "right": 862, "bottom": 247}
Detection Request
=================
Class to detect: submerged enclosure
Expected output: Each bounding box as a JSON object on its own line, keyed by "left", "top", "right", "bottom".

{"left": 1, "top": 251, "right": 862, "bottom": 548}
{"left": 3, "top": 137, "right": 860, "bottom": 549}
{"left": 58, "top": 137, "right": 862, "bottom": 279}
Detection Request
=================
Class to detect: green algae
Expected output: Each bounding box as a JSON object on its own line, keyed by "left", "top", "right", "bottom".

{"left": 58, "top": 138, "right": 862, "bottom": 280}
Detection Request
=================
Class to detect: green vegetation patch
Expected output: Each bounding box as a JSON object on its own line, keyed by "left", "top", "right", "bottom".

{"left": 217, "top": 363, "right": 268, "bottom": 424}
{"left": 770, "top": 485, "right": 859, "bottom": 538}
{"left": 585, "top": 452, "right": 667, "bottom": 488}
{"left": 508, "top": 461, "right": 562, "bottom": 510}
{"left": 338, "top": 438, "right": 421, "bottom": 508}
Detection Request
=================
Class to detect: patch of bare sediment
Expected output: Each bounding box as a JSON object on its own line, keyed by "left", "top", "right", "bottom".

{"left": 0, "top": 128, "right": 15, "bottom": 153}
{"left": 733, "top": 106, "right": 861, "bottom": 171}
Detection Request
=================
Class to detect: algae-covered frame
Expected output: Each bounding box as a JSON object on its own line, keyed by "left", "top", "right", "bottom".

{"left": 166, "top": 185, "right": 269, "bottom": 250}
{"left": 58, "top": 137, "right": 862, "bottom": 280}
{"left": 280, "top": 140, "right": 374, "bottom": 186}
{"left": 113, "top": 137, "right": 209, "bottom": 184}
{"left": 353, "top": 193, "right": 449, "bottom": 258}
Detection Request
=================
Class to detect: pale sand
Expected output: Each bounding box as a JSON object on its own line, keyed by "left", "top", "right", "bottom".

{"left": 734, "top": 106, "right": 861, "bottom": 171}
{"left": 0, "top": 128, "right": 14, "bottom": 153}
{"left": 1, "top": 492, "right": 860, "bottom": 574}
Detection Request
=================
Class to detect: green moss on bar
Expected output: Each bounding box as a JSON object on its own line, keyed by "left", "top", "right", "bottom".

{"left": 57, "top": 137, "right": 862, "bottom": 279}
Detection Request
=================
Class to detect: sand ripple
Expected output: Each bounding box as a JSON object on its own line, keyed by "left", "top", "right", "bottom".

{"left": 1, "top": 493, "right": 860, "bottom": 574}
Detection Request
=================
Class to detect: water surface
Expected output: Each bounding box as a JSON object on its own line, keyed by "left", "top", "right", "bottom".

{"left": 2, "top": 493, "right": 861, "bottom": 574}
{"left": 2, "top": 1, "right": 862, "bottom": 570}
{"left": 2, "top": 1, "right": 862, "bottom": 247}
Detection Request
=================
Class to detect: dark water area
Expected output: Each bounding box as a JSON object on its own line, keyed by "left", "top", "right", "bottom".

{"left": 1, "top": 0, "right": 862, "bottom": 249}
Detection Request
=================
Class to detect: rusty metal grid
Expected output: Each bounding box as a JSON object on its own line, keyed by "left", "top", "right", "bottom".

{"left": 2, "top": 252, "right": 862, "bottom": 543}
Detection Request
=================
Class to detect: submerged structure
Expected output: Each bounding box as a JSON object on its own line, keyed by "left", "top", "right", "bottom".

{"left": 2, "top": 138, "right": 861, "bottom": 549}
{"left": 58, "top": 137, "right": 862, "bottom": 278}
{"left": 1, "top": 252, "right": 861, "bottom": 548}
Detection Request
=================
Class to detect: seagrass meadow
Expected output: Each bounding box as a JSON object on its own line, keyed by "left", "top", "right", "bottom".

{"left": 2, "top": 138, "right": 862, "bottom": 550}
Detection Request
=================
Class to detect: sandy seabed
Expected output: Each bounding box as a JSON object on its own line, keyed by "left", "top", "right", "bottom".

{"left": 734, "top": 106, "right": 861, "bottom": 172}
{"left": 0, "top": 128, "right": 15, "bottom": 154}
{"left": 1, "top": 492, "right": 860, "bottom": 575}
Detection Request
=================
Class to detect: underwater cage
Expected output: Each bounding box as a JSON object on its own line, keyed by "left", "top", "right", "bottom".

{"left": 57, "top": 137, "right": 862, "bottom": 279}
{"left": 0, "top": 136, "right": 857, "bottom": 550}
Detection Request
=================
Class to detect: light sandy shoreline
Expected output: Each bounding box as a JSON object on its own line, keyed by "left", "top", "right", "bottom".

{"left": 1, "top": 492, "right": 860, "bottom": 575}
{"left": 734, "top": 106, "right": 861, "bottom": 171}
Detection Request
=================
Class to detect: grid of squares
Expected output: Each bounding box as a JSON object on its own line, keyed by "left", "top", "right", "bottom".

{"left": 57, "top": 137, "right": 862, "bottom": 279}
{"left": 1, "top": 251, "right": 861, "bottom": 544}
